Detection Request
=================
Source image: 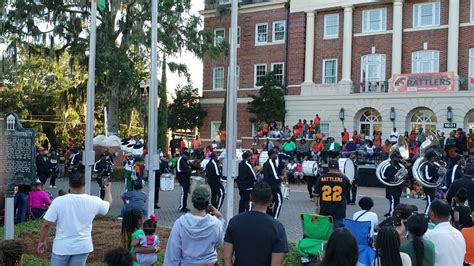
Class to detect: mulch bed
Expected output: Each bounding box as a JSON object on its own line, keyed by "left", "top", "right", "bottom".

{"left": 18, "top": 219, "right": 171, "bottom": 263}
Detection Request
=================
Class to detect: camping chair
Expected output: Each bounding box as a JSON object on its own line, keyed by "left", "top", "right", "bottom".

{"left": 462, "top": 227, "right": 474, "bottom": 264}
{"left": 295, "top": 214, "right": 333, "bottom": 261}
{"left": 343, "top": 218, "right": 376, "bottom": 266}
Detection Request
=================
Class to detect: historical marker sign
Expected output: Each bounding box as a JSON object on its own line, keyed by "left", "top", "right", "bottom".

{"left": 2, "top": 113, "right": 36, "bottom": 197}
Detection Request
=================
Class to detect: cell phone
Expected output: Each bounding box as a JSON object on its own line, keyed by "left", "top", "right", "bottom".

{"left": 394, "top": 210, "right": 403, "bottom": 226}
{"left": 206, "top": 205, "right": 214, "bottom": 214}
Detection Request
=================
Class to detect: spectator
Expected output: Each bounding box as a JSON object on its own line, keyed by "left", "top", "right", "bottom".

{"left": 314, "top": 114, "right": 321, "bottom": 132}
{"left": 296, "top": 139, "right": 310, "bottom": 161}
{"left": 192, "top": 135, "right": 201, "bottom": 158}
{"left": 400, "top": 213, "right": 435, "bottom": 266}
{"left": 424, "top": 199, "right": 466, "bottom": 266}
{"left": 315, "top": 130, "right": 324, "bottom": 140}
{"left": 375, "top": 226, "right": 412, "bottom": 266}
{"left": 121, "top": 208, "right": 157, "bottom": 264}
{"left": 104, "top": 248, "right": 134, "bottom": 266}
{"left": 341, "top": 128, "right": 350, "bottom": 145}
{"left": 311, "top": 138, "right": 324, "bottom": 158}
{"left": 364, "top": 140, "right": 376, "bottom": 162}
{"left": 134, "top": 217, "right": 160, "bottom": 265}
{"left": 324, "top": 137, "right": 341, "bottom": 159}
{"left": 164, "top": 185, "right": 224, "bottom": 265}
{"left": 342, "top": 139, "right": 357, "bottom": 158}
{"left": 451, "top": 188, "right": 473, "bottom": 229}
{"left": 390, "top": 128, "right": 399, "bottom": 145}
{"left": 382, "top": 140, "right": 392, "bottom": 160}
{"left": 374, "top": 131, "right": 382, "bottom": 147}
{"left": 264, "top": 137, "right": 274, "bottom": 152}
{"left": 120, "top": 181, "right": 147, "bottom": 217}
{"left": 282, "top": 138, "right": 297, "bottom": 158}
{"left": 446, "top": 164, "right": 474, "bottom": 212}
{"left": 352, "top": 130, "right": 361, "bottom": 144}
{"left": 409, "top": 130, "right": 417, "bottom": 148}
{"left": 319, "top": 228, "right": 358, "bottom": 266}
{"left": 302, "top": 119, "right": 308, "bottom": 138}
{"left": 0, "top": 240, "right": 23, "bottom": 266}
{"left": 286, "top": 159, "right": 297, "bottom": 183}
{"left": 308, "top": 120, "right": 315, "bottom": 139}
{"left": 223, "top": 182, "right": 288, "bottom": 265}
{"left": 28, "top": 179, "right": 52, "bottom": 219}
{"left": 416, "top": 128, "right": 426, "bottom": 144}
{"left": 14, "top": 184, "right": 30, "bottom": 224}
{"left": 36, "top": 147, "right": 50, "bottom": 184}
{"left": 37, "top": 171, "right": 112, "bottom": 265}
{"left": 352, "top": 197, "right": 378, "bottom": 238}
{"left": 378, "top": 203, "right": 418, "bottom": 229}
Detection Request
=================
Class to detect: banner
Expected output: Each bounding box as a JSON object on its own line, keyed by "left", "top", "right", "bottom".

{"left": 392, "top": 72, "right": 454, "bottom": 93}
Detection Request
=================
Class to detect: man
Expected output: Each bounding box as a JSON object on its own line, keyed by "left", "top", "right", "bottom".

{"left": 264, "top": 137, "right": 274, "bottom": 151}
{"left": 37, "top": 171, "right": 112, "bottom": 265}
{"left": 281, "top": 138, "right": 297, "bottom": 158}
{"left": 205, "top": 153, "right": 225, "bottom": 210}
{"left": 36, "top": 147, "right": 50, "bottom": 184}
{"left": 314, "top": 114, "right": 321, "bottom": 133}
{"left": 424, "top": 200, "right": 466, "bottom": 266}
{"left": 444, "top": 154, "right": 464, "bottom": 191}
{"left": 176, "top": 151, "right": 192, "bottom": 212}
{"left": 223, "top": 182, "right": 289, "bottom": 266}
{"left": 390, "top": 128, "right": 399, "bottom": 145}
{"left": 341, "top": 128, "right": 350, "bottom": 145}
{"left": 263, "top": 149, "right": 284, "bottom": 219}
{"left": 164, "top": 185, "right": 224, "bottom": 266}
{"left": 324, "top": 137, "right": 341, "bottom": 159}
{"left": 352, "top": 130, "right": 361, "bottom": 144}
{"left": 417, "top": 128, "right": 426, "bottom": 144}
{"left": 68, "top": 147, "right": 83, "bottom": 173}
{"left": 314, "top": 159, "right": 351, "bottom": 228}
{"left": 456, "top": 128, "right": 467, "bottom": 154}
{"left": 237, "top": 151, "right": 257, "bottom": 213}
{"left": 192, "top": 135, "right": 201, "bottom": 158}
{"left": 346, "top": 152, "right": 359, "bottom": 205}
{"left": 93, "top": 153, "right": 113, "bottom": 199}
{"left": 342, "top": 138, "right": 357, "bottom": 158}
{"left": 421, "top": 150, "right": 445, "bottom": 214}
{"left": 381, "top": 151, "right": 405, "bottom": 216}
{"left": 447, "top": 163, "right": 474, "bottom": 212}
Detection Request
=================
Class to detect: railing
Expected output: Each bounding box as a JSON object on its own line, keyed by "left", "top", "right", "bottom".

{"left": 353, "top": 81, "right": 388, "bottom": 93}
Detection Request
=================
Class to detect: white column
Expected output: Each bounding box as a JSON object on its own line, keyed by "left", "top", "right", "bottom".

{"left": 341, "top": 6, "right": 353, "bottom": 83}
{"left": 392, "top": 0, "right": 403, "bottom": 76}
{"left": 304, "top": 11, "right": 315, "bottom": 84}
{"left": 447, "top": 0, "right": 460, "bottom": 74}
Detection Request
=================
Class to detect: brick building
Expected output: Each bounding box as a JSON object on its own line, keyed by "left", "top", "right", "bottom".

{"left": 199, "top": 0, "right": 474, "bottom": 146}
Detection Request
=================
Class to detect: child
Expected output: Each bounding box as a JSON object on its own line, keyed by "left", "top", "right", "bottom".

{"left": 295, "top": 162, "right": 304, "bottom": 183}
{"left": 133, "top": 215, "right": 160, "bottom": 266}
{"left": 452, "top": 188, "right": 473, "bottom": 229}
{"left": 121, "top": 209, "right": 156, "bottom": 266}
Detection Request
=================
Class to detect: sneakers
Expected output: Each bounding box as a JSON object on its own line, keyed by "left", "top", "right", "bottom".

{"left": 53, "top": 186, "right": 57, "bottom": 188}
{"left": 154, "top": 204, "right": 161, "bottom": 209}
{"left": 49, "top": 185, "right": 53, "bottom": 188}
{"left": 179, "top": 208, "right": 190, "bottom": 213}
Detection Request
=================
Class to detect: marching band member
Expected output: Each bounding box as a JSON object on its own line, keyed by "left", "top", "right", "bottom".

{"left": 421, "top": 150, "right": 445, "bottom": 215}
{"left": 263, "top": 149, "right": 283, "bottom": 219}
{"left": 381, "top": 151, "right": 405, "bottom": 217}
{"left": 205, "top": 153, "right": 225, "bottom": 210}
{"left": 237, "top": 151, "right": 257, "bottom": 213}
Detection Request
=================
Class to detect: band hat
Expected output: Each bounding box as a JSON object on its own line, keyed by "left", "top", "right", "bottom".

{"left": 328, "top": 159, "right": 339, "bottom": 169}
{"left": 192, "top": 185, "right": 211, "bottom": 203}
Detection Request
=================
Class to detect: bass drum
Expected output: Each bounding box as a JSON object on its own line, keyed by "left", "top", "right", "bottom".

{"left": 259, "top": 151, "right": 269, "bottom": 166}
{"left": 338, "top": 158, "right": 355, "bottom": 181}
{"left": 302, "top": 161, "right": 319, "bottom": 176}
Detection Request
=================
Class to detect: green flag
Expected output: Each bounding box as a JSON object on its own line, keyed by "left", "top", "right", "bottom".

{"left": 98, "top": 0, "right": 106, "bottom": 11}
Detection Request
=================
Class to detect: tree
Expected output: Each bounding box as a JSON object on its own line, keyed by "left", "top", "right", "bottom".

{"left": 157, "top": 54, "right": 168, "bottom": 151}
{"left": 168, "top": 84, "right": 207, "bottom": 131}
{"left": 247, "top": 71, "right": 286, "bottom": 122}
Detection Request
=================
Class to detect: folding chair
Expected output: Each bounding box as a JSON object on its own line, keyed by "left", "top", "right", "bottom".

{"left": 295, "top": 214, "right": 333, "bottom": 260}
{"left": 343, "top": 218, "right": 376, "bottom": 266}
{"left": 462, "top": 227, "right": 474, "bottom": 264}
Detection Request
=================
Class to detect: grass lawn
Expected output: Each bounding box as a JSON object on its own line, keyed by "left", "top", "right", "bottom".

{"left": 1, "top": 217, "right": 300, "bottom": 266}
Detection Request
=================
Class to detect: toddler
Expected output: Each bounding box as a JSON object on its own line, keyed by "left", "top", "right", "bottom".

{"left": 133, "top": 214, "right": 160, "bottom": 266}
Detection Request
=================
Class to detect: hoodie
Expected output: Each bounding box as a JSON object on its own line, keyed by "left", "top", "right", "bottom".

{"left": 163, "top": 213, "right": 224, "bottom": 266}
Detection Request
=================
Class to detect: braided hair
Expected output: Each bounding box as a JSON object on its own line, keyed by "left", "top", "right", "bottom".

{"left": 121, "top": 208, "right": 144, "bottom": 250}
{"left": 406, "top": 214, "right": 428, "bottom": 266}
{"left": 376, "top": 227, "right": 402, "bottom": 266}
{"left": 0, "top": 240, "right": 23, "bottom": 266}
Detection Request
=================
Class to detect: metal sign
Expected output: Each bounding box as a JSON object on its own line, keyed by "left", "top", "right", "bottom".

{"left": 443, "top": 122, "right": 457, "bottom": 129}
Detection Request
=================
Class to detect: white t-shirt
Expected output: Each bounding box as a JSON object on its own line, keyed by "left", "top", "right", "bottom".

{"left": 424, "top": 222, "right": 466, "bottom": 266}
{"left": 390, "top": 131, "right": 399, "bottom": 142}
{"left": 44, "top": 193, "right": 110, "bottom": 255}
{"left": 352, "top": 210, "right": 378, "bottom": 237}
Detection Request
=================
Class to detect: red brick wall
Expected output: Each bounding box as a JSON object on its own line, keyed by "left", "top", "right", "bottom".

{"left": 202, "top": 8, "right": 288, "bottom": 94}
{"left": 287, "top": 12, "right": 305, "bottom": 85}
{"left": 200, "top": 103, "right": 254, "bottom": 140}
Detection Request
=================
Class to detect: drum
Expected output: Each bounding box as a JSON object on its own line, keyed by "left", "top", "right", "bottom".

{"left": 259, "top": 151, "right": 269, "bottom": 166}
{"left": 190, "top": 176, "right": 206, "bottom": 194}
{"left": 338, "top": 158, "right": 355, "bottom": 181}
{"left": 302, "top": 161, "right": 319, "bottom": 176}
{"left": 160, "top": 173, "right": 175, "bottom": 191}
{"left": 201, "top": 159, "right": 210, "bottom": 170}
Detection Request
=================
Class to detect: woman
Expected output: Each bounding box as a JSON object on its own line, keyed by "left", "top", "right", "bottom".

{"left": 28, "top": 180, "right": 51, "bottom": 219}
{"left": 319, "top": 228, "right": 358, "bottom": 266}
{"left": 400, "top": 213, "right": 435, "bottom": 266}
{"left": 121, "top": 181, "right": 147, "bottom": 217}
{"left": 0, "top": 240, "right": 23, "bottom": 266}
{"left": 375, "top": 227, "right": 412, "bottom": 266}
{"left": 352, "top": 197, "right": 378, "bottom": 238}
{"left": 297, "top": 139, "right": 310, "bottom": 161}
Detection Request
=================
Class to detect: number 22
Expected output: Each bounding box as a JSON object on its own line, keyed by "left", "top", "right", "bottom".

{"left": 321, "top": 185, "right": 342, "bottom": 201}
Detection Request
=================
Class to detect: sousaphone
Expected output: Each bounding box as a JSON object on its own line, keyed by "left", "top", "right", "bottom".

{"left": 412, "top": 131, "right": 446, "bottom": 188}
{"left": 376, "top": 136, "right": 410, "bottom": 186}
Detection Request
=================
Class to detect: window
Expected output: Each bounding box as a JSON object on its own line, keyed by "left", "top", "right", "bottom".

{"left": 255, "top": 23, "right": 268, "bottom": 44}
{"left": 470, "top": 48, "right": 474, "bottom": 90}
{"left": 413, "top": 2, "right": 440, "bottom": 28}
{"left": 271, "top": 63, "right": 284, "bottom": 85}
{"left": 272, "top": 20, "right": 286, "bottom": 42}
{"left": 411, "top": 50, "right": 439, "bottom": 73}
{"left": 324, "top": 14, "right": 339, "bottom": 39}
{"left": 471, "top": 0, "right": 474, "bottom": 22}
{"left": 319, "top": 123, "right": 330, "bottom": 135}
{"left": 214, "top": 28, "right": 225, "bottom": 46}
{"left": 362, "top": 8, "right": 387, "bottom": 33}
{"left": 361, "top": 54, "right": 386, "bottom": 92}
{"left": 254, "top": 64, "right": 267, "bottom": 87}
{"left": 211, "top": 121, "right": 221, "bottom": 141}
{"left": 213, "top": 67, "right": 224, "bottom": 90}
{"left": 359, "top": 109, "right": 382, "bottom": 139}
{"left": 229, "top": 26, "right": 241, "bottom": 47}
{"left": 322, "top": 59, "right": 337, "bottom": 84}
{"left": 410, "top": 108, "right": 437, "bottom": 133}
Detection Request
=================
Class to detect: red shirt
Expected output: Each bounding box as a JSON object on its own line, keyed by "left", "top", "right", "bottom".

{"left": 314, "top": 117, "right": 321, "bottom": 125}
{"left": 342, "top": 132, "right": 349, "bottom": 142}
{"left": 312, "top": 142, "right": 324, "bottom": 152}
{"left": 352, "top": 134, "right": 361, "bottom": 143}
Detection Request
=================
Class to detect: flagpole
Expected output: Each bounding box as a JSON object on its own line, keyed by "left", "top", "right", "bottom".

{"left": 84, "top": 0, "right": 98, "bottom": 195}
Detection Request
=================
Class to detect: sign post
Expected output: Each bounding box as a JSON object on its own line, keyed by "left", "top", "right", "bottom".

{"left": 1, "top": 113, "right": 36, "bottom": 239}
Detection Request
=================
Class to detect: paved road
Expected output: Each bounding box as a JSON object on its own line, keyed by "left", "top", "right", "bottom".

{"left": 47, "top": 178, "right": 426, "bottom": 242}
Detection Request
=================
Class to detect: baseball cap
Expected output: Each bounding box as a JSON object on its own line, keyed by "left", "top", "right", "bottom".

{"left": 32, "top": 179, "right": 43, "bottom": 185}
{"left": 464, "top": 164, "right": 474, "bottom": 177}
{"left": 192, "top": 185, "right": 211, "bottom": 203}
{"left": 328, "top": 159, "right": 339, "bottom": 169}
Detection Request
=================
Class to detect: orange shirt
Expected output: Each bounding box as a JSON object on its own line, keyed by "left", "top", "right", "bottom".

{"left": 342, "top": 132, "right": 349, "bottom": 142}
{"left": 220, "top": 129, "right": 226, "bottom": 141}
{"left": 312, "top": 142, "right": 324, "bottom": 152}
{"left": 263, "top": 122, "right": 269, "bottom": 133}
{"left": 314, "top": 117, "right": 321, "bottom": 125}
{"left": 352, "top": 134, "right": 361, "bottom": 143}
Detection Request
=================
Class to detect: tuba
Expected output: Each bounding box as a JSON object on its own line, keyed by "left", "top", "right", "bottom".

{"left": 376, "top": 136, "right": 410, "bottom": 187}
{"left": 412, "top": 131, "right": 446, "bottom": 188}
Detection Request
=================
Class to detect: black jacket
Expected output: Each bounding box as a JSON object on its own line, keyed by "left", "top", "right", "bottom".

{"left": 176, "top": 157, "right": 191, "bottom": 180}
{"left": 237, "top": 160, "right": 257, "bottom": 190}
{"left": 445, "top": 164, "right": 463, "bottom": 189}
{"left": 205, "top": 159, "right": 221, "bottom": 185}
{"left": 36, "top": 154, "right": 50, "bottom": 176}
{"left": 93, "top": 159, "right": 112, "bottom": 177}
{"left": 446, "top": 177, "right": 474, "bottom": 212}
{"left": 263, "top": 159, "right": 281, "bottom": 188}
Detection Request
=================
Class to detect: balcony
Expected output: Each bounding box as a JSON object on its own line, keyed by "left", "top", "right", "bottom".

{"left": 352, "top": 81, "right": 388, "bottom": 94}
{"left": 204, "top": 0, "right": 271, "bottom": 10}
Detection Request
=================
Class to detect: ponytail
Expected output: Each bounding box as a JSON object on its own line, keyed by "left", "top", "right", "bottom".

{"left": 412, "top": 235, "right": 425, "bottom": 266}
